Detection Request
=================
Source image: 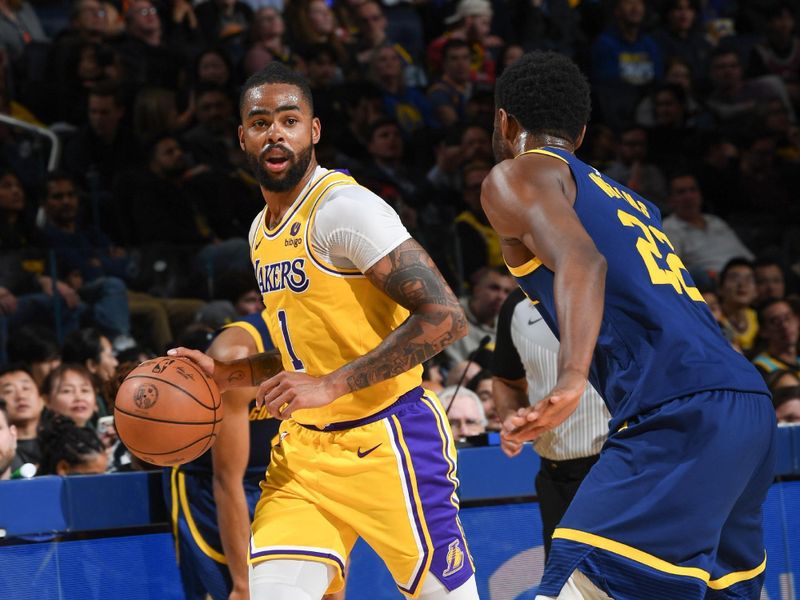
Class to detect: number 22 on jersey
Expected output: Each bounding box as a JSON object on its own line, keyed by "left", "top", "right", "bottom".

{"left": 617, "top": 209, "right": 704, "bottom": 302}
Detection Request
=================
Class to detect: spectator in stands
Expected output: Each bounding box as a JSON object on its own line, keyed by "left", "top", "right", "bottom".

{"left": 427, "top": 0, "right": 501, "bottom": 87}
{"left": 427, "top": 122, "right": 492, "bottom": 195}
{"left": 132, "top": 86, "right": 188, "bottom": 145}
{"left": 193, "top": 47, "right": 234, "bottom": 90}
{"left": 61, "top": 328, "right": 117, "bottom": 416}
{"left": 748, "top": 2, "right": 800, "bottom": 106}
{"left": 58, "top": 0, "right": 117, "bottom": 45}
{"left": 42, "top": 363, "right": 98, "bottom": 428}
{"left": 114, "top": 0, "right": 185, "bottom": 87}
{"left": 369, "top": 43, "right": 432, "bottom": 135}
{"left": 754, "top": 258, "right": 787, "bottom": 304}
{"left": 737, "top": 132, "right": 794, "bottom": 223}
{"left": 0, "top": 364, "right": 43, "bottom": 464}
{"left": 287, "top": 0, "right": 348, "bottom": 63}
{"left": 662, "top": 173, "right": 753, "bottom": 280}
{"left": 428, "top": 39, "right": 472, "bottom": 128}
{"left": 355, "top": 1, "right": 424, "bottom": 87}
{"left": 161, "top": 0, "right": 200, "bottom": 53}
{"left": 62, "top": 81, "right": 141, "bottom": 197}
{"left": 507, "top": 0, "right": 580, "bottom": 57}
{"left": 439, "top": 386, "right": 486, "bottom": 442}
{"left": 706, "top": 47, "right": 792, "bottom": 134}
{"left": 0, "top": 169, "right": 35, "bottom": 249}
{"left": 336, "top": 80, "right": 384, "bottom": 164}
{"left": 768, "top": 370, "right": 800, "bottom": 423}
{"left": 56, "top": 41, "right": 121, "bottom": 125}
{"left": 635, "top": 57, "right": 710, "bottom": 128}
{"left": 37, "top": 411, "right": 107, "bottom": 475}
{"left": 213, "top": 270, "right": 263, "bottom": 317}
{"left": 693, "top": 132, "right": 742, "bottom": 218}
{"left": 6, "top": 327, "right": 60, "bottom": 388}
{"left": 455, "top": 160, "right": 503, "bottom": 282}
{"left": 718, "top": 258, "right": 759, "bottom": 353}
{"left": 652, "top": 0, "right": 710, "bottom": 81}
{"left": 444, "top": 266, "right": 515, "bottom": 363}
{"left": 195, "top": 0, "right": 254, "bottom": 61}
{"left": 357, "top": 117, "right": 426, "bottom": 223}
{"left": 0, "top": 0, "right": 48, "bottom": 62}
{"left": 0, "top": 400, "right": 18, "bottom": 479}
{"left": 604, "top": 125, "right": 667, "bottom": 210}
{"left": 243, "top": 7, "right": 290, "bottom": 75}
{"left": 181, "top": 83, "right": 241, "bottom": 173}
{"left": 466, "top": 368, "right": 500, "bottom": 431}
{"left": 445, "top": 359, "right": 484, "bottom": 387}
{"left": 590, "top": 0, "right": 662, "bottom": 88}
{"left": 752, "top": 298, "right": 800, "bottom": 379}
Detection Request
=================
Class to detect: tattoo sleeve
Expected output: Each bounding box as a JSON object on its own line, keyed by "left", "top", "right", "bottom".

{"left": 337, "top": 239, "right": 467, "bottom": 394}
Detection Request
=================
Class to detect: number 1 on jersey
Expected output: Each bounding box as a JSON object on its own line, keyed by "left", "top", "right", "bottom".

{"left": 277, "top": 310, "right": 305, "bottom": 371}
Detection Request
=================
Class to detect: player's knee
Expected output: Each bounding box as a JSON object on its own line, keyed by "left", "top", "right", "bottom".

{"left": 419, "top": 573, "right": 479, "bottom": 599}
{"left": 249, "top": 559, "right": 334, "bottom": 600}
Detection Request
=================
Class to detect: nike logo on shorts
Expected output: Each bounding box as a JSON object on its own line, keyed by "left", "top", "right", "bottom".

{"left": 357, "top": 443, "right": 382, "bottom": 458}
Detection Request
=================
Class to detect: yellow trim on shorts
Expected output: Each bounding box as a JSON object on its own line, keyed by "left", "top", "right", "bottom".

{"left": 248, "top": 552, "right": 344, "bottom": 577}
{"left": 178, "top": 471, "right": 228, "bottom": 564}
{"left": 553, "top": 528, "right": 767, "bottom": 589}
{"left": 505, "top": 257, "right": 542, "bottom": 277}
{"left": 391, "top": 414, "right": 435, "bottom": 588}
{"left": 222, "top": 320, "right": 265, "bottom": 353}
{"left": 516, "top": 148, "right": 570, "bottom": 164}
{"left": 169, "top": 467, "right": 180, "bottom": 561}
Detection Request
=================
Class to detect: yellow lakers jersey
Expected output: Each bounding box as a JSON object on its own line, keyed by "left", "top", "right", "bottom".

{"left": 250, "top": 168, "right": 421, "bottom": 427}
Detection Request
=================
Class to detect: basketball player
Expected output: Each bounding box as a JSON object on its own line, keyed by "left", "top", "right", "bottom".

{"left": 481, "top": 51, "right": 776, "bottom": 599}
{"left": 169, "top": 62, "right": 478, "bottom": 600}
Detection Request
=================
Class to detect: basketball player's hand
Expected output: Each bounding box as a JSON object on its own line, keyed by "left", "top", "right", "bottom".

{"left": 499, "top": 430, "right": 524, "bottom": 458}
{"left": 257, "top": 371, "right": 336, "bottom": 419}
{"left": 166, "top": 347, "right": 218, "bottom": 382}
{"left": 504, "top": 370, "right": 585, "bottom": 442}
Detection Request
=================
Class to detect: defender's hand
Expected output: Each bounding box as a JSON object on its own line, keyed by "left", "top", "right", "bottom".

{"left": 257, "top": 371, "right": 337, "bottom": 419}
{"left": 504, "top": 370, "right": 585, "bottom": 442}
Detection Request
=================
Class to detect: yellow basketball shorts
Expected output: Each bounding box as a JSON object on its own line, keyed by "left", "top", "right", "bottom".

{"left": 248, "top": 387, "right": 474, "bottom": 598}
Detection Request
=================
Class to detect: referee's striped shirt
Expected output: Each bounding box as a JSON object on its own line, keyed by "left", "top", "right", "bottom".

{"left": 492, "top": 288, "right": 610, "bottom": 461}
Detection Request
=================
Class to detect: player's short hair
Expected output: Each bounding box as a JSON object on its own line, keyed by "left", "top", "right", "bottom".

{"left": 0, "top": 363, "right": 35, "bottom": 381}
{"left": 239, "top": 62, "right": 314, "bottom": 118}
{"left": 495, "top": 51, "right": 591, "bottom": 144}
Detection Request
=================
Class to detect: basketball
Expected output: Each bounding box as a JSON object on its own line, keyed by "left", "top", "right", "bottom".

{"left": 114, "top": 356, "right": 223, "bottom": 466}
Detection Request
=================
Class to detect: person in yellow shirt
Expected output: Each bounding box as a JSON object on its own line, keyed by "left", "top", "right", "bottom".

{"left": 170, "top": 62, "right": 479, "bottom": 600}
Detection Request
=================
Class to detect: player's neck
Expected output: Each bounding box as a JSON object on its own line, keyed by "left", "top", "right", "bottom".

{"left": 262, "top": 159, "right": 319, "bottom": 225}
{"left": 519, "top": 133, "right": 575, "bottom": 155}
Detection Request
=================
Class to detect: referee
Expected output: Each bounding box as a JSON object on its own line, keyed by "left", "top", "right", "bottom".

{"left": 491, "top": 288, "right": 610, "bottom": 558}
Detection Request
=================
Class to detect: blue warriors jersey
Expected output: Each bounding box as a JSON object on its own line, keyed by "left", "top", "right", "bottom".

{"left": 507, "top": 147, "right": 768, "bottom": 429}
{"left": 179, "top": 311, "right": 280, "bottom": 483}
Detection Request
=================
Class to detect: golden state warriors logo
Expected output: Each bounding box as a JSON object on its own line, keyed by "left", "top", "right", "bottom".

{"left": 442, "top": 539, "right": 465, "bottom": 577}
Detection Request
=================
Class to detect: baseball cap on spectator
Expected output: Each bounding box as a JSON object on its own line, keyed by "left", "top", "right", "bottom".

{"left": 445, "top": 0, "right": 492, "bottom": 25}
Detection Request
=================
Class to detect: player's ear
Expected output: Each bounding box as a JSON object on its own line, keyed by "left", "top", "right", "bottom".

{"left": 498, "top": 108, "right": 510, "bottom": 140}
{"left": 574, "top": 125, "right": 587, "bottom": 151}
{"left": 238, "top": 124, "right": 245, "bottom": 151}
{"left": 311, "top": 117, "right": 321, "bottom": 145}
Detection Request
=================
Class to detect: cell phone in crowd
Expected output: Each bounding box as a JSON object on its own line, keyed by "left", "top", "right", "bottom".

{"left": 97, "top": 416, "right": 115, "bottom": 436}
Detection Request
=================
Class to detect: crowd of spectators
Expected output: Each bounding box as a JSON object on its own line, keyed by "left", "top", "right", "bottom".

{"left": 1, "top": 0, "right": 800, "bottom": 477}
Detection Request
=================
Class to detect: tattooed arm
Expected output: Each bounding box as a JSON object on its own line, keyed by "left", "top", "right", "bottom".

{"left": 167, "top": 345, "right": 284, "bottom": 393}
{"left": 258, "top": 238, "right": 467, "bottom": 417}
{"left": 333, "top": 238, "right": 467, "bottom": 394}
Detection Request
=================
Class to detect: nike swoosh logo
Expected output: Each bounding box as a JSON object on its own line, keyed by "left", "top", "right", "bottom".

{"left": 254, "top": 238, "right": 263, "bottom": 250}
{"left": 357, "top": 443, "right": 382, "bottom": 458}
{"left": 528, "top": 318, "right": 543, "bottom": 325}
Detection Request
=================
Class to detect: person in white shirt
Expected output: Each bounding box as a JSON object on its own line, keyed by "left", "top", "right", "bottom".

{"left": 662, "top": 172, "right": 753, "bottom": 278}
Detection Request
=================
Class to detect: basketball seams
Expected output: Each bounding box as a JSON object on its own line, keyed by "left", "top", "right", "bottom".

{"left": 125, "top": 433, "right": 217, "bottom": 458}
{"left": 174, "top": 357, "right": 222, "bottom": 411}
{"left": 114, "top": 404, "right": 222, "bottom": 425}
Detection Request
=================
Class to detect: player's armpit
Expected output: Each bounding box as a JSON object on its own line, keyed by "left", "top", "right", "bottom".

{"left": 327, "top": 239, "right": 467, "bottom": 396}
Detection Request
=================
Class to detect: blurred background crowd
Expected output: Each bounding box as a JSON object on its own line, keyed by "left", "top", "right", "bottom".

{"left": 1, "top": 0, "right": 800, "bottom": 478}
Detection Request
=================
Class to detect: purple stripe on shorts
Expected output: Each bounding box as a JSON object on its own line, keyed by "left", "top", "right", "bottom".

{"left": 249, "top": 548, "right": 345, "bottom": 574}
{"left": 387, "top": 415, "right": 430, "bottom": 595}
{"left": 393, "top": 397, "right": 475, "bottom": 592}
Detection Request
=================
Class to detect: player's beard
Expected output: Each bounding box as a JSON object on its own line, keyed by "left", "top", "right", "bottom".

{"left": 248, "top": 142, "right": 314, "bottom": 192}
